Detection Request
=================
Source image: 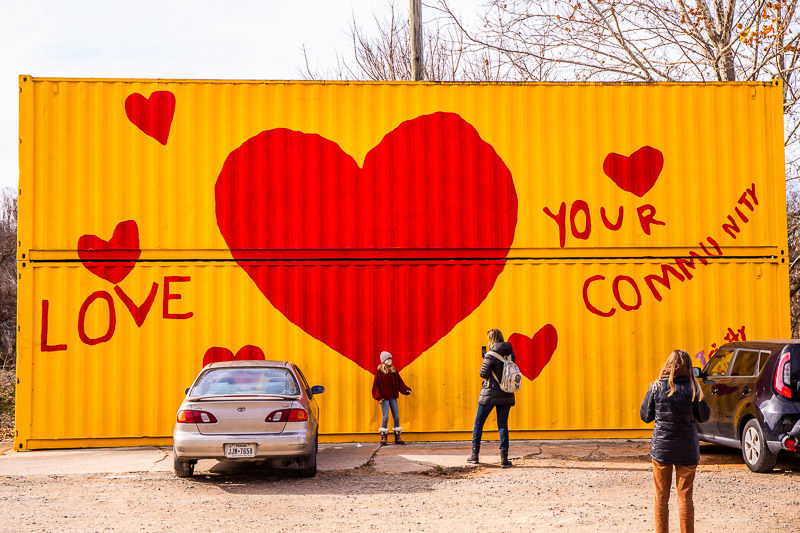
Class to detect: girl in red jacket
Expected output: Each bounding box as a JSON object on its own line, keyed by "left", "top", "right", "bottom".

{"left": 372, "top": 351, "right": 412, "bottom": 445}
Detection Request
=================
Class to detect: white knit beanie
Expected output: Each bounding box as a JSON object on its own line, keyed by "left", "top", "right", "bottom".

{"left": 380, "top": 351, "right": 393, "bottom": 364}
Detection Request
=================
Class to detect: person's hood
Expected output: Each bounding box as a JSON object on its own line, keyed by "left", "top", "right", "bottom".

{"left": 491, "top": 341, "right": 514, "bottom": 357}
{"left": 660, "top": 365, "right": 690, "bottom": 379}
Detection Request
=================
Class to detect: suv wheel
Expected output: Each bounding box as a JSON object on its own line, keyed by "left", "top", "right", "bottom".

{"left": 173, "top": 452, "right": 195, "bottom": 478}
{"left": 741, "top": 419, "right": 778, "bottom": 473}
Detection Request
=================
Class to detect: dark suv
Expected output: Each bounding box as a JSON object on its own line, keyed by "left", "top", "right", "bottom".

{"left": 694, "top": 340, "right": 800, "bottom": 472}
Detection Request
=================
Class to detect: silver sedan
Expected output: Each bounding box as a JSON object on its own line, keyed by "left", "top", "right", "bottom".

{"left": 172, "top": 360, "right": 324, "bottom": 478}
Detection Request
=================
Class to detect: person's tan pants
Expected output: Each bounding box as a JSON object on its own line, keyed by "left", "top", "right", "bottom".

{"left": 652, "top": 459, "right": 697, "bottom": 533}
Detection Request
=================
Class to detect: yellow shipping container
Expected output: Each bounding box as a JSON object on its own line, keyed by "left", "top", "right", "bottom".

{"left": 16, "top": 77, "right": 788, "bottom": 450}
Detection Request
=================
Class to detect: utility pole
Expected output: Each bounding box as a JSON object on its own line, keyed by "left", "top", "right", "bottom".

{"left": 410, "top": 0, "right": 423, "bottom": 81}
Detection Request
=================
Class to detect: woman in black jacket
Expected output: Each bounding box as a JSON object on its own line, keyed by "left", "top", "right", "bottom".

{"left": 640, "top": 349, "right": 711, "bottom": 533}
{"left": 467, "top": 328, "right": 515, "bottom": 468}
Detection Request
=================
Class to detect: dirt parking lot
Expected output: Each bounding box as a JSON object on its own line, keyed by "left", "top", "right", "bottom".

{"left": 1, "top": 440, "right": 798, "bottom": 532}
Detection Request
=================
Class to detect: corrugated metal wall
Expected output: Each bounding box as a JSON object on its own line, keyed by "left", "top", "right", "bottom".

{"left": 16, "top": 78, "right": 789, "bottom": 449}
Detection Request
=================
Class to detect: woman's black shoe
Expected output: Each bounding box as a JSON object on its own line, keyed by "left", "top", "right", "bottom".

{"left": 467, "top": 445, "right": 480, "bottom": 464}
{"left": 500, "top": 449, "right": 512, "bottom": 468}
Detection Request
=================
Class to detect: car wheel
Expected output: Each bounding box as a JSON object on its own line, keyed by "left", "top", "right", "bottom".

{"left": 173, "top": 452, "right": 195, "bottom": 478}
{"left": 300, "top": 435, "right": 318, "bottom": 478}
{"left": 741, "top": 419, "right": 778, "bottom": 473}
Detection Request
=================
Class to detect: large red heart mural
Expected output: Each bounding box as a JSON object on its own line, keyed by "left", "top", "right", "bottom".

{"left": 603, "top": 146, "right": 663, "bottom": 197}
{"left": 215, "top": 112, "right": 518, "bottom": 373}
{"left": 78, "top": 220, "right": 141, "bottom": 284}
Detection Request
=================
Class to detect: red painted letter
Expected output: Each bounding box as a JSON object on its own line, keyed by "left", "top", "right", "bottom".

{"left": 700, "top": 237, "right": 723, "bottom": 257}
{"left": 612, "top": 276, "right": 642, "bottom": 311}
{"left": 543, "top": 202, "right": 567, "bottom": 248}
{"left": 636, "top": 204, "right": 665, "bottom": 236}
{"left": 675, "top": 257, "right": 700, "bottom": 280}
{"left": 570, "top": 200, "right": 591, "bottom": 240}
{"left": 722, "top": 214, "right": 742, "bottom": 239}
{"left": 688, "top": 251, "right": 709, "bottom": 266}
{"left": 40, "top": 300, "right": 67, "bottom": 352}
{"left": 78, "top": 291, "right": 117, "bottom": 345}
{"left": 600, "top": 206, "right": 624, "bottom": 231}
{"left": 735, "top": 207, "right": 749, "bottom": 223}
{"left": 583, "top": 275, "right": 616, "bottom": 317}
{"left": 644, "top": 264, "right": 686, "bottom": 302}
{"left": 115, "top": 283, "right": 159, "bottom": 327}
{"left": 745, "top": 183, "right": 757, "bottom": 207}
{"left": 163, "top": 276, "right": 193, "bottom": 319}
{"left": 738, "top": 189, "right": 755, "bottom": 211}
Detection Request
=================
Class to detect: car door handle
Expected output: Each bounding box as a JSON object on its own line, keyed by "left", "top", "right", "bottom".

{"left": 741, "top": 387, "right": 751, "bottom": 395}
{"left": 710, "top": 386, "right": 718, "bottom": 395}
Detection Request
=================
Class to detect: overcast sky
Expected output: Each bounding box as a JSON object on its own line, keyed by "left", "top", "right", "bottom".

{"left": 2, "top": 0, "right": 481, "bottom": 192}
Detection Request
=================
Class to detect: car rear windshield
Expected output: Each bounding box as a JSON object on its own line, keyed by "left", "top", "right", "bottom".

{"left": 191, "top": 368, "right": 301, "bottom": 397}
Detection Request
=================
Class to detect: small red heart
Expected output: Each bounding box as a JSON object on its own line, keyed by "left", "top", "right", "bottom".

{"left": 202, "top": 345, "right": 266, "bottom": 367}
{"left": 603, "top": 146, "right": 663, "bottom": 197}
{"left": 78, "top": 220, "right": 141, "bottom": 284}
{"left": 510, "top": 325, "right": 558, "bottom": 381}
{"left": 125, "top": 91, "right": 176, "bottom": 145}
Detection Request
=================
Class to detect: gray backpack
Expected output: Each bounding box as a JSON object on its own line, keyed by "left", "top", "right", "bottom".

{"left": 487, "top": 350, "right": 522, "bottom": 393}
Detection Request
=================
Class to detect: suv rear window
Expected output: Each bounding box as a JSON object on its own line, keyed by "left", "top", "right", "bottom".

{"left": 730, "top": 350, "right": 759, "bottom": 376}
{"left": 758, "top": 351, "right": 771, "bottom": 374}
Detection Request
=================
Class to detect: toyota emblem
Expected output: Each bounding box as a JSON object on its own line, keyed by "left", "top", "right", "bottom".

{"left": 237, "top": 406, "right": 245, "bottom": 412}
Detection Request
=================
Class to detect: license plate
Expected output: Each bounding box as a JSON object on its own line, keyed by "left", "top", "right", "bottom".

{"left": 225, "top": 443, "right": 256, "bottom": 458}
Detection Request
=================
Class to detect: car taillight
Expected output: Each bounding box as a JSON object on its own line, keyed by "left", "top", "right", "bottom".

{"left": 266, "top": 409, "right": 308, "bottom": 422}
{"left": 774, "top": 352, "right": 793, "bottom": 398}
{"left": 176, "top": 410, "right": 218, "bottom": 423}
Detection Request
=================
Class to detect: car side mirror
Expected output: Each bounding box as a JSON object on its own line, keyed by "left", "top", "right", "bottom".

{"left": 692, "top": 367, "right": 701, "bottom": 378}
{"left": 311, "top": 385, "right": 325, "bottom": 395}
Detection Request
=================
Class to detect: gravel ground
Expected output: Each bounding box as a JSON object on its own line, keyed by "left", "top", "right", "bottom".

{"left": 1, "top": 445, "right": 798, "bottom": 532}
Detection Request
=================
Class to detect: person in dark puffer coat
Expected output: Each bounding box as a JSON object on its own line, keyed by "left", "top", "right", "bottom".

{"left": 640, "top": 349, "right": 710, "bottom": 533}
{"left": 467, "top": 328, "right": 515, "bottom": 468}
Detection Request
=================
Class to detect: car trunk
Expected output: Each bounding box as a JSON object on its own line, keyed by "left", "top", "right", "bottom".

{"left": 194, "top": 397, "right": 294, "bottom": 435}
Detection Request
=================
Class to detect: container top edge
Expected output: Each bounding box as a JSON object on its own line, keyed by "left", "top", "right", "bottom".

{"left": 17, "top": 75, "right": 783, "bottom": 88}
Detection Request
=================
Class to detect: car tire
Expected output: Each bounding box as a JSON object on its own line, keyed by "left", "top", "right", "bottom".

{"left": 173, "top": 452, "right": 195, "bottom": 478}
{"left": 741, "top": 419, "right": 778, "bottom": 473}
{"left": 300, "top": 435, "right": 318, "bottom": 478}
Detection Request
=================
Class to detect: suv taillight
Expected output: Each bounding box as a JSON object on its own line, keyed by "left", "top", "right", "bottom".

{"left": 177, "top": 410, "right": 218, "bottom": 423}
{"left": 774, "top": 352, "right": 792, "bottom": 399}
{"left": 266, "top": 409, "right": 308, "bottom": 422}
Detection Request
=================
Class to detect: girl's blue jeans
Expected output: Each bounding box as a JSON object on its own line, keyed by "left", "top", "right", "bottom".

{"left": 381, "top": 398, "right": 400, "bottom": 428}
{"left": 471, "top": 403, "right": 511, "bottom": 450}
